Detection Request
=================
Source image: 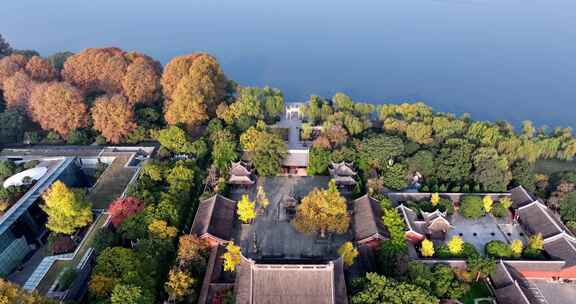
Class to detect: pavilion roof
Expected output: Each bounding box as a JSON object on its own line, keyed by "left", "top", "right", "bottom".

{"left": 228, "top": 175, "right": 255, "bottom": 185}
{"left": 230, "top": 161, "right": 252, "bottom": 177}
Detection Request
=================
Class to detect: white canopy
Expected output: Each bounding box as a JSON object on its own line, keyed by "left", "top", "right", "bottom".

{"left": 3, "top": 167, "right": 48, "bottom": 188}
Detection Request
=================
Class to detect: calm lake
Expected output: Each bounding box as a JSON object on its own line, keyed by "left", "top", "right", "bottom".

{"left": 1, "top": 0, "right": 575, "bottom": 128}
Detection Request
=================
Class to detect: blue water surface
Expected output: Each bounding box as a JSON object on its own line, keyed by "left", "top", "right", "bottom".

{"left": 1, "top": 0, "right": 575, "bottom": 127}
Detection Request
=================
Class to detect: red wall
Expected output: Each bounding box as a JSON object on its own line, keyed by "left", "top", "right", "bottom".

{"left": 520, "top": 266, "right": 576, "bottom": 279}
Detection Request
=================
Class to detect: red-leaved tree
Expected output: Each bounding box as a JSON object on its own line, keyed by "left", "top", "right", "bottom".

{"left": 107, "top": 196, "right": 145, "bottom": 227}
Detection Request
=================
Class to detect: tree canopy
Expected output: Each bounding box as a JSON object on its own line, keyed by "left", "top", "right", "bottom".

{"left": 351, "top": 273, "right": 438, "bottom": 304}
{"left": 91, "top": 94, "right": 137, "bottom": 143}
{"left": 292, "top": 180, "right": 350, "bottom": 237}
{"left": 41, "top": 181, "right": 92, "bottom": 234}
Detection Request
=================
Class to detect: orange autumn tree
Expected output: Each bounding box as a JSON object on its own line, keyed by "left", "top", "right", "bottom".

{"left": 29, "top": 82, "right": 88, "bottom": 137}
{"left": 0, "top": 55, "right": 57, "bottom": 109}
{"left": 62, "top": 47, "right": 161, "bottom": 105}
{"left": 2, "top": 71, "right": 33, "bottom": 109}
{"left": 25, "top": 55, "right": 57, "bottom": 81}
{"left": 91, "top": 94, "right": 137, "bottom": 143}
{"left": 0, "top": 54, "right": 28, "bottom": 86}
{"left": 162, "top": 53, "right": 229, "bottom": 130}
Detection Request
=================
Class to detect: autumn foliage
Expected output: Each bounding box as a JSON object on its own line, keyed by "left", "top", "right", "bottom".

{"left": 107, "top": 196, "right": 145, "bottom": 227}
{"left": 91, "top": 94, "right": 137, "bottom": 143}
{"left": 62, "top": 47, "right": 161, "bottom": 105}
{"left": 0, "top": 54, "right": 56, "bottom": 109}
{"left": 162, "top": 53, "right": 229, "bottom": 130}
{"left": 29, "top": 82, "right": 88, "bottom": 137}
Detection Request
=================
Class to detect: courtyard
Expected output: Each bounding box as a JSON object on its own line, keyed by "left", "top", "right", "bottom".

{"left": 446, "top": 213, "right": 527, "bottom": 254}
{"left": 232, "top": 176, "right": 352, "bottom": 261}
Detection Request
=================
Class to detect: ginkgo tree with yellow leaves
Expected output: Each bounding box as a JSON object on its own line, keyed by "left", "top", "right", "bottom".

{"left": 237, "top": 194, "right": 256, "bottom": 223}
{"left": 338, "top": 242, "right": 358, "bottom": 266}
{"left": 223, "top": 242, "right": 242, "bottom": 272}
{"left": 41, "top": 180, "right": 92, "bottom": 234}
{"left": 431, "top": 193, "right": 440, "bottom": 207}
{"left": 292, "top": 180, "right": 350, "bottom": 238}
{"left": 420, "top": 239, "right": 435, "bottom": 257}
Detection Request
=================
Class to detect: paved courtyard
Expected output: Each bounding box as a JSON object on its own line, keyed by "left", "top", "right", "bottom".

{"left": 446, "top": 213, "right": 526, "bottom": 254}
{"left": 232, "top": 176, "right": 352, "bottom": 261}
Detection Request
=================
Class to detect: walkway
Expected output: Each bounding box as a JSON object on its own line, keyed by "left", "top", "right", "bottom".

{"left": 87, "top": 155, "right": 136, "bottom": 209}
{"left": 274, "top": 114, "right": 306, "bottom": 149}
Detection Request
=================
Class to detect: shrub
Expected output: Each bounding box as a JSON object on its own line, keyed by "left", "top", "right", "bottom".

{"left": 461, "top": 243, "right": 479, "bottom": 259}
{"left": 491, "top": 202, "right": 508, "bottom": 218}
{"left": 485, "top": 240, "right": 512, "bottom": 258}
{"left": 436, "top": 244, "right": 451, "bottom": 258}
{"left": 95, "top": 135, "right": 107, "bottom": 145}
{"left": 23, "top": 160, "right": 39, "bottom": 170}
{"left": 459, "top": 196, "right": 485, "bottom": 219}
{"left": 67, "top": 129, "right": 92, "bottom": 145}
{"left": 439, "top": 198, "right": 454, "bottom": 215}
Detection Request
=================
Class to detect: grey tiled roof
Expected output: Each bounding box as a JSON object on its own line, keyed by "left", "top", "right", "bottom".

{"left": 353, "top": 195, "right": 389, "bottom": 242}
{"left": 191, "top": 194, "right": 236, "bottom": 241}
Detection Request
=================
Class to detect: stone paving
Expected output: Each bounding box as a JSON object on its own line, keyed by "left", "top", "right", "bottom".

{"left": 232, "top": 176, "right": 352, "bottom": 262}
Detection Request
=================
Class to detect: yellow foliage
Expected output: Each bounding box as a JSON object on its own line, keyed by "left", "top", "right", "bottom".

{"left": 338, "top": 242, "right": 359, "bottom": 266}
{"left": 483, "top": 196, "right": 493, "bottom": 213}
{"left": 420, "top": 239, "right": 435, "bottom": 257}
{"left": 528, "top": 233, "right": 544, "bottom": 251}
{"left": 148, "top": 219, "right": 178, "bottom": 239}
{"left": 237, "top": 195, "right": 256, "bottom": 224}
{"left": 510, "top": 239, "right": 523, "bottom": 257}
{"left": 448, "top": 235, "right": 464, "bottom": 255}
{"left": 499, "top": 197, "right": 512, "bottom": 209}
{"left": 292, "top": 180, "right": 350, "bottom": 237}
{"left": 165, "top": 269, "right": 195, "bottom": 300}
{"left": 88, "top": 275, "right": 116, "bottom": 298}
{"left": 41, "top": 181, "right": 92, "bottom": 234}
{"left": 431, "top": 193, "right": 440, "bottom": 206}
{"left": 240, "top": 126, "right": 260, "bottom": 152}
{"left": 222, "top": 242, "right": 241, "bottom": 272}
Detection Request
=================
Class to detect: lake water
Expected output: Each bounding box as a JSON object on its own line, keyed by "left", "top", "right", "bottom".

{"left": 1, "top": 0, "right": 575, "bottom": 128}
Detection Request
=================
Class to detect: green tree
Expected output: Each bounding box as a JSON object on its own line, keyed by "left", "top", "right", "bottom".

{"left": 351, "top": 273, "right": 437, "bottom": 304}
{"left": 511, "top": 160, "right": 536, "bottom": 192}
{"left": 156, "top": 126, "right": 195, "bottom": 154}
{"left": 251, "top": 131, "right": 287, "bottom": 176}
{"left": 308, "top": 146, "right": 331, "bottom": 175}
{"left": 382, "top": 208, "right": 407, "bottom": 253}
{"left": 292, "top": 180, "right": 350, "bottom": 237}
{"left": 467, "top": 256, "right": 496, "bottom": 281}
{"left": 0, "top": 109, "right": 25, "bottom": 144}
{"left": 211, "top": 129, "right": 239, "bottom": 171}
{"left": 42, "top": 181, "right": 92, "bottom": 234}
{"left": 407, "top": 261, "right": 434, "bottom": 290}
{"left": 485, "top": 240, "right": 512, "bottom": 258}
{"left": 431, "top": 264, "right": 454, "bottom": 298}
{"left": 356, "top": 134, "right": 404, "bottom": 171}
{"left": 436, "top": 140, "right": 473, "bottom": 183}
{"left": 406, "top": 150, "right": 435, "bottom": 179}
{"left": 111, "top": 284, "right": 152, "bottom": 304}
{"left": 382, "top": 163, "right": 408, "bottom": 190}
{"left": 472, "top": 147, "right": 512, "bottom": 192}
{"left": 460, "top": 196, "right": 485, "bottom": 219}
{"left": 559, "top": 192, "right": 576, "bottom": 223}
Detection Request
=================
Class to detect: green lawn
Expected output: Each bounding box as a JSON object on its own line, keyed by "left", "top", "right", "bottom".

{"left": 460, "top": 281, "right": 492, "bottom": 304}
{"left": 535, "top": 159, "right": 576, "bottom": 175}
